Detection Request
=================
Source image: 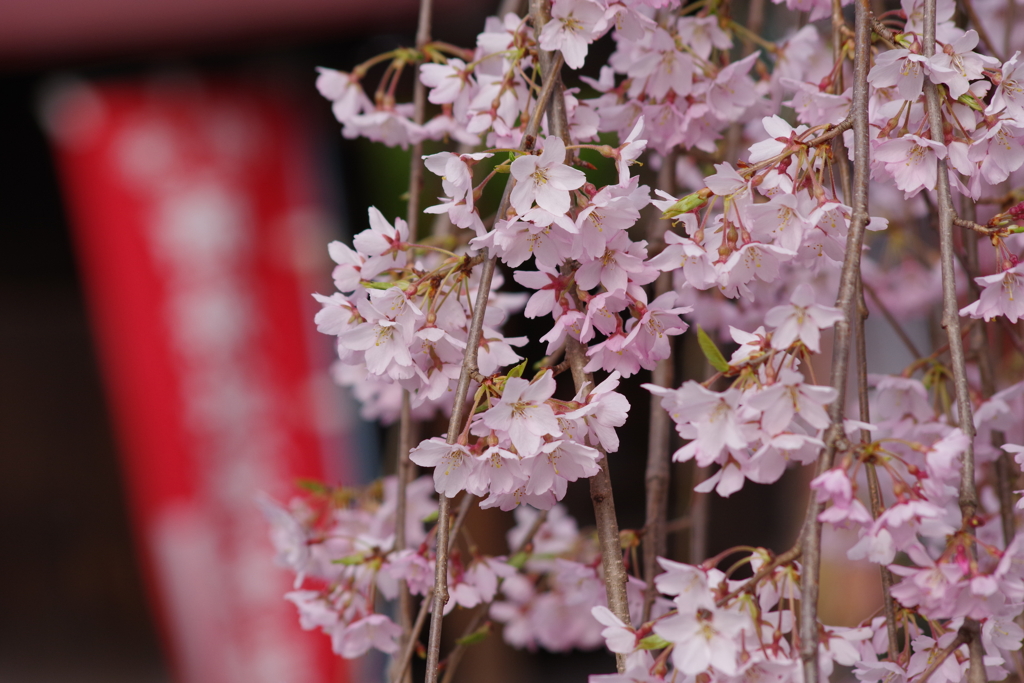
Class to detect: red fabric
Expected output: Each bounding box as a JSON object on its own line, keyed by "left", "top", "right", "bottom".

{"left": 48, "top": 78, "right": 347, "bottom": 683}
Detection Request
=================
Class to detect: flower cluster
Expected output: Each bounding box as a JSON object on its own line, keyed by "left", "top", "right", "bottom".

{"left": 315, "top": 206, "right": 526, "bottom": 422}
{"left": 259, "top": 477, "right": 437, "bottom": 658}
{"left": 274, "top": 0, "right": 1024, "bottom": 679}
{"left": 646, "top": 284, "right": 841, "bottom": 496}
{"left": 410, "top": 368, "right": 628, "bottom": 507}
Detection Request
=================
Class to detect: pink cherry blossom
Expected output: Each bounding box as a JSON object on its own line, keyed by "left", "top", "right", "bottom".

{"left": 509, "top": 136, "right": 587, "bottom": 215}
{"left": 960, "top": 263, "right": 1024, "bottom": 323}
{"left": 481, "top": 372, "right": 561, "bottom": 456}
{"left": 408, "top": 438, "right": 475, "bottom": 496}
{"left": 764, "top": 283, "right": 844, "bottom": 352}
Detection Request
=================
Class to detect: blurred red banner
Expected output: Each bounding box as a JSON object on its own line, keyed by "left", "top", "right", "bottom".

{"left": 45, "top": 76, "right": 349, "bottom": 683}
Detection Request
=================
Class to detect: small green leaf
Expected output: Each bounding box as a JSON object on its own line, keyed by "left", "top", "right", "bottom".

{"left": 456, "top": 623, "right": 491, "bottom": 646}
{"left": 661, "top": 191, "right": 708, "bottom": 219}
{"left": 423, "top": 509, "right": 439, "bottom": 524}
{"left": 638, "top": 634, "right": 671, "bottom": 650}
{"left": 957, "top": 93, "right": 984, "bottom": 111}
{"left": 697, "top": 326, "right": 730, "bottom": 373}
{"left": 507, "top": 551, "right": 529, "bottom": 570}
{"left": 333, "top": 554, "right": 366, "bottom": 565}
{"left": 364, "top": 280, "right": 406, "bottom": 290}
{"left": 296, "top": 478, "right": 329, "bottom": 494}
{"left": 506, "top": 359, "right": 528, "bottom": 379}
{"left": 1010, "top": 225, "right": 1024, "bottom": 234}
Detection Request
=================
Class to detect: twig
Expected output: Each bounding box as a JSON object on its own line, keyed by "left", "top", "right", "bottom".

{"left": 392, "top": 494, "right": 475, "bottom": 683}
{"left": 689, "top": 465, "right": 710, "bottom": 563}
{"left": 953, "top": 215, "right": 1010, "bottom": 236}
{"left": 924, "top": 0, "right": 987, "bottom": 677}
{"left": 530, "top": 0, "right": 632, "bottom": 672}
{"left": 421, "top": 16, "right": 565, "bottom": 683}
{"left": 799, "top": 0, "right": 872, "bottom": 680}
{"left": 398, "top": 0, "right": 432, "bottom": 675}
{"left": 393, "top": 587, "right": 435, "bottom": 683}
{"left": 665, "top": 516, "right": 693, "bottom": 534}
{"left": 716, "top": 544, "right": 802, "bottom": 607}
{"left": 916, "top": 631, "right": 968, "bottom": 683}
{"left": 963, "top": 200, "right": 1017, "bottom": 545}
{"left": 643, "top": 155, "right": 677, "bottom": 623}
{"left": 854, "top": 277, "right": 901, "bottom": 660}
{"left": 565, "top": 337, "right": 632, "bottom": 674}
{"left": 863, "top": 281, "right": 924, "bottom": 359}
{"left": 436, "top": 510, "right": 549, "bottom": 683}
{"left": 924, "top": 0, "right": 980, "bottom": 537}
{"left": 393, "top": 392, "right": 417, "bottom": 683}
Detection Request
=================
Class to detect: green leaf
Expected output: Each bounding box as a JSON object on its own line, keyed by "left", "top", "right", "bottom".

{"left": 661, "top": 191, "right": 708, "bottom": 219}
{"left": 363, "top": 280, "right": 407, "bottom": 290}
{"left": 422, "top": 509, "right": 439, "bottom": 524}
{"left": 296, "top": 478, "right": 329, "bottom": 494}
{"left": 507, "top": 551, "right": 529, "bottom": 570}
{"left": 456, "top": 623, "right": 491, "bottom": 646}
{"left": 506, "top": 359, "right": 528, "bottom": 379}
{"left": 957, "top": 93, "right": 984, "bottom": 111}
{"left": 697, "top": 326, "right": 730, "bottom": 373}
{"left": 332, "top": 554, "right": 366, "bottom": 565}
{"left": 638, "top": 634, "right": 671, "bottom": 650}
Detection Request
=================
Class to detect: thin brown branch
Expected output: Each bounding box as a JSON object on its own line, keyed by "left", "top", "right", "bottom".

{"left": 963, "top": 201, "right": 1017, "bottom": 545}
{"left": 422, "top": 18, "right": 564, "bottom": 683}
{"left": 392, "top": 494, "right": 476, "bottom": 683}
{"left": 863, "top": 281, "right": 924, "bottom": 359}
{"left": 953, "top": 215, "right": 1010, "bottom": 236}
{"left": 400, "top": 0, "right": 432, "bottom": 675}
{"left": 716, "top": 544, "right": 802, "bottom": 607}
{"left": 393, "top": 391, "right": 417, "bottom": 683}
{"left": 916, "top": 632, "right": 968, "bottom": 683}
{"left": 436, "top": 510, "right": 549, "bottom": 683}
{"left": 924, "top": 0, "right": 988, "bottom": 677}
{"left": 689, "top": 465, "right": 710, "bottom": 562}
{"left": 924, "top": 0, "right": 980, "bottom": 531}
{"left": 855, "top": 278, "right": 901, "bottom": 660}
{"left": 393, "top": 587, "right": 435, "bottom": 683}
{"left": 531, "top": 0, "right": 631, "bottom": 672}
{"left": 406, "top": 0, "right": 433, "bottom": 238}
{"left": 565, "top": 337, "right": 631, "bottom": 674}
{"left": 643, "top": 155, "right": 677, "bottom": 623}
{"left": 800, "top": 0, "right": 872, "bottom": 679}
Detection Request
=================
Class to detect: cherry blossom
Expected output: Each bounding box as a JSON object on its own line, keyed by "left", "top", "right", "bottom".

{"left": 960, "top": 263, "right": 1024, "bottom": 322}
{"left": 509, "top": 136, "right": 587, "bottom": 215}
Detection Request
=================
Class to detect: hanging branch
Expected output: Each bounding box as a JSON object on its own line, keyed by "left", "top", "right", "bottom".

{"left": 923, "top": 0, "right": 986, "bottom": 678}
{"left": 394, "top": 494, "right": 476, "bottom": 683}
{"left": 394, "top": 0, "right": 433, "bottom": 675}
{"left": 643, "top": 155, "right": 677, "bottom": 622}
{"left": 854, "top": 282, "right": 901, "bottom": 659}
{"left": 421, "top": 36, "right": 565, "bottom": 683}
{"left": 799, "top": 0, "right": 873, "bottom": 679}
{"left": 962, "top": 200, "right": 1017, "bottom": 545}
{"left": 529, "top": 0, "right": 632, "bottom": 671}
{"left": 393, "top": 392, "right": 417, "bottom": 683}
{"left": 437, "top": 510, "right": 550, "bottom": 683}
{"left": 564, "top": 338, "right": 632, "bottom": 674}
